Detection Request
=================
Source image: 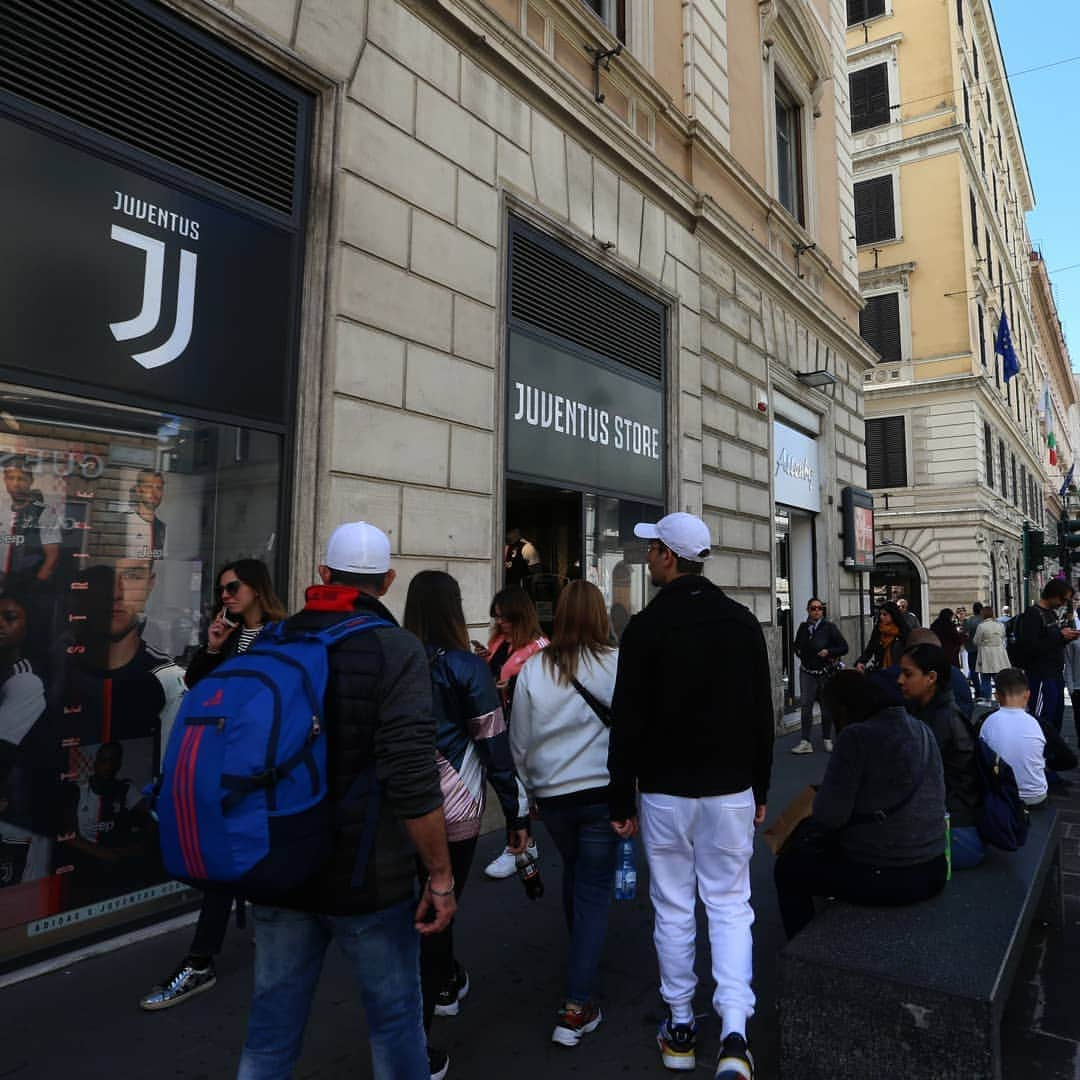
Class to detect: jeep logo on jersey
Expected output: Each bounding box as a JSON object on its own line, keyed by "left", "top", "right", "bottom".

{"left": 108, "top": 224, "right": 197, "bottom": 370}
{"left": 1, "top": 114, "right": 298, "bottom": 426}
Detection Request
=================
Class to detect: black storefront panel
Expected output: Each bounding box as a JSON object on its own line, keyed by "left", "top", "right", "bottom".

{"left": 0, "top": 115, "right": 295, "bottom": 428}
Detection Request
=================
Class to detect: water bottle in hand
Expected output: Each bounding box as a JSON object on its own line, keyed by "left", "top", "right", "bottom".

{"left": 516, "top": 849, "right": 544, "bottom": 900}
{"left": 614, "top": 837, "right": 637, "bottom": 901}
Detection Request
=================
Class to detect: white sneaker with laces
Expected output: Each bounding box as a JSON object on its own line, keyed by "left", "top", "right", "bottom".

{"left": 790, "top": 739, "right": 813, "bottom": 755}
{"left": 484, "top": 839, "right": 538, "bottom": 879}
{"left": 823, "top": 739, "right": 834, "bottom": 752}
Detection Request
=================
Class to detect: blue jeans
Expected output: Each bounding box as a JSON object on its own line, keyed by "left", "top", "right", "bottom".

{"left": 950, "top": 825, "right": 986, "bottom": 870}
{"left": 975, "top": 673, "right": 992, "bottom": 699}
{"left": 237, "top": 899, "right": 427, "bottom": 1080}
{"left": 1029, "top": 675, "right": 1065, "bottom": 733}
{"left": 539, "top": 800, "right": 619, "bottom": 1005}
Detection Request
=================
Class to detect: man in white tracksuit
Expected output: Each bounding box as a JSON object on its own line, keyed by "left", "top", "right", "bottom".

{"left": 608, "top": 513, "right": 773, "bottom": 1080}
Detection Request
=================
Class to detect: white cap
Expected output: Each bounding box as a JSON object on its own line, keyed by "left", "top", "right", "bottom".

{"left": 324, "top": 521, "right": 392, "bottom": 574}
{"left": 633, "top": 512, "right": 712, "bottom": 562}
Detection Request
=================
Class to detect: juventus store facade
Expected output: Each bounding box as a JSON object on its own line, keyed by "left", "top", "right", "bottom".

{"left": 0, "top": 2, "right": 311, "bottom": 969}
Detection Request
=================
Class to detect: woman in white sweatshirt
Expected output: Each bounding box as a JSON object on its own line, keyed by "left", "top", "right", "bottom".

{"left": 510, "top": 581, "right": 620, "bottom": 1051}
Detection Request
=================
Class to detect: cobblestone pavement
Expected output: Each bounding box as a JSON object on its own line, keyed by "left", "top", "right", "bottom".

{"left": 6, "top": 714, "right": 1080, "bottom": 1079}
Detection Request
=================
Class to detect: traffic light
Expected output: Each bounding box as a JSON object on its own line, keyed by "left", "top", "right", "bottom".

{"left": 1058, "top": 517, "right": 1080, "bottom": 573}
{"left": 1023, "top": 525, "right": 1047, "bottom": 576}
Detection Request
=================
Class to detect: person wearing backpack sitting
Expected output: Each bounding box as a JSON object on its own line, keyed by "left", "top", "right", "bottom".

{"left": 978, "top": 668, "right": 1048, "bottom": 808}
{"left": 236, "top": 522, "right": 455, "bottom": 1080}
{"left": 773, "top": 670, "right": 947, "bottom": 940}
{"left": 1015, "top": 578, "right": 1080, "bottom": 736}
{"left": 899, "top": 643, "right": 985, "bottom": 869}
{"left": 140, "top": 559, "right": 286, "bottom": 1012}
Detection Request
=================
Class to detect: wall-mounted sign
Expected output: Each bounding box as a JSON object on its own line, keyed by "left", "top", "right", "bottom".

{"left": 506, "top": 330, "right": 664, "bottom": 502}
{"left": 773, "top": 421, "right": 820, "bottom": 512}
{"left": 842, "top": 486, "right": 876, "bottom": 571}
{"left": 0, "top": 115, "right": 295, "bottom": 426}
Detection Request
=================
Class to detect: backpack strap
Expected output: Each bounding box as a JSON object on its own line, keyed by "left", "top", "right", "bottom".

{"left": 310, "top": 614, "right": 394, "bottom": 647}
{"left": 220, "top": 742, "right": 320, "bottom": 812}
{"left": 848, "top": 727, "right": 931, "bottom": 827}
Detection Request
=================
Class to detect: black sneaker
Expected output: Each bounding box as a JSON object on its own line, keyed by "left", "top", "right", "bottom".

{"left": 433, "top": 963, "right": 469, "bottom": 1017}
{"left": 428, "top": 1047, "right": 450, "bottom": 1080}
{"left": 714, "top": 1033, "right": 755, "bottom": 1079}
{"left": 139, "top": 959, "right": 217, "bottom": 1011}
{"left": 657, "top": 1014, "right": 696, "bottom": 1071}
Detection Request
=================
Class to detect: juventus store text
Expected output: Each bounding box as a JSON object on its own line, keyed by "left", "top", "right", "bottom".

{"left": 0, "top": 0, "right": 878, "bottom": 971}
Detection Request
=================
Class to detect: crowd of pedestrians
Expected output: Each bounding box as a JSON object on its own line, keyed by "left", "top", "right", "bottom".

{"left": 126, "top": 513, "right": 1080, "bottom": 1080}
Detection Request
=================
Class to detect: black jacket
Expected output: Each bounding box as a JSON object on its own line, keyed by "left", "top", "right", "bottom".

{"left": 857, "top": 624, "right": 908, "bottom": 670}
{"left": 793, "top": 618, "right": 848, "bottom": 673}
{"left": 608, "top": 575, "right": 773, "bottom": 820}
{"left": 909, "top": 688, "right": 981, "bottom": 828}
{"left": 274, "top": 586, "right": 442, "bottom": 915}
{"left": 1016, "top": 603, "right": 1069, "bottom": 680}
{"left": 184, "top": 618, "right": 269, "bottom": 689}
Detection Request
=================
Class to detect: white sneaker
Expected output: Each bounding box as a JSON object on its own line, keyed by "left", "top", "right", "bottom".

{"left": 790, "top": 739, "right": 814, "bottom": 755}
{"left": 823, "top": 739, "right": 834, "bottom": 752}
{"left": 484, "top": 839, "right": 538, "bottom": 879}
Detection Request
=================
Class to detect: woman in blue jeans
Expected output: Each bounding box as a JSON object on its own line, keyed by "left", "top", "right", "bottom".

{"left": 509, "top": 581, "right": 620, "bottom": 1048}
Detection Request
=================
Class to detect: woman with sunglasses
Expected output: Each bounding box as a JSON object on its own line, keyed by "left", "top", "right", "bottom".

{"left": 139, "top": 558, "right": 286, "bottom": 1013}
{"left": 474, "top": 586, "right": 548, "bottom": 880}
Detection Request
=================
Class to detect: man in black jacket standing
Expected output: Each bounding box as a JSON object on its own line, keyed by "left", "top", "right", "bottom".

{"left": 790, "top": 598, "right": 848, "bottom": 755}
{"left": 237, "top": 522, "right": 454, "bottom": 1080}
{"left": 609, "top": 512, "right": 773, "bottom": 1080}
{"left": 1016, "top": 578, "right": 1080, "bottom": 735}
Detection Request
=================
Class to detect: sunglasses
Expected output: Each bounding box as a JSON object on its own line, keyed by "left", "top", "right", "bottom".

{"left": 219, "top": 581, "right": 242, "bottom": 596}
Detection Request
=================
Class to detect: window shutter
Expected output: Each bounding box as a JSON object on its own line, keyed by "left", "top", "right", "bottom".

{"left": 970, "top": 190, "right": 979, "bottom": 248}
{"left": 859, "top": 293, "right": 901, "bottom": 362}
{"left": 847, "top": 0, "right": 885, "bottom": 24}
{"left": 850, "top": 65, "right": 890, "bottom": 132}
{"left": 977, "top": 303, "right": 987, "bottom": 365}
{"left": 984, "top": 422, "right": 994, "bottom": 487}
{"left": 866, "top": 417, "right": 907, "bottom": 489}
{"left": 854, "top": 175, "right": 895, "bottom": 244}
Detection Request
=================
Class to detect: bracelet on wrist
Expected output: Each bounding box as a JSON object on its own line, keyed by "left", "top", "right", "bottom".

{"left": 206, "top": 647, "right": 221, "bottom": 655}
{"left": 427, "top": 876, "right": 455, "bottom": 898}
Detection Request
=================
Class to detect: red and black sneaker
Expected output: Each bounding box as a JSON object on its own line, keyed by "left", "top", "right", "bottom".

{"left": 551, "top": 1001, "right": 602, "bottom": 1047}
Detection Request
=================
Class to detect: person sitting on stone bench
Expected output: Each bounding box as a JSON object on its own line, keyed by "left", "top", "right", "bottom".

{"left": 900, "top": 643, "right": 986, "bottom": 869}
{"left": 774, "top": 670, "right": 949, "bottom": 940}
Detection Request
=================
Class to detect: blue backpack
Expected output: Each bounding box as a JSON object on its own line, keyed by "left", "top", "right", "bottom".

{"left": 973, "top": 735, "right": 1030, "bottom": 851}
{"left": 156, "top": 614, "right": 390, "bottom": 900}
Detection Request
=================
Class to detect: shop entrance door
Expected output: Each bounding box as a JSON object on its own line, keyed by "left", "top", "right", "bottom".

{"left": 775, "top": 506, "right": 817, "bottom": 711}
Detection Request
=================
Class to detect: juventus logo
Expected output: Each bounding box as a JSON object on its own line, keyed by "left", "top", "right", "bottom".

{"left": 108, "top": 225, "right": 197, "bottom": 370}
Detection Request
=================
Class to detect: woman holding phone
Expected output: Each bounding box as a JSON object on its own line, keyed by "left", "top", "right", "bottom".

{"left": 139, "top": 559, "right": 286, "bottom": 1012}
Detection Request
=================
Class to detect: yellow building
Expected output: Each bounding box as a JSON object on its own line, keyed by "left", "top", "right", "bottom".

{"left": 847, "top": 0, "right": 1076, "bottom": 618}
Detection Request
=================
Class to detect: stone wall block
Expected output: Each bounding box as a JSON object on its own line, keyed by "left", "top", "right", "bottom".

{"left": 450, "top": 426, "right": 495, "bottom": 493}
{"left": 416, "top": 84, "right": 495, "bottom": 183}
{"left": 716, "top": 293, "right": 751, "bottom": 341}
{"left": 676, "top": 261, "right": 701, "bottom": 314}
{"left": 680, "top": 391, "right": 703, "bottom": 441}
{"left": 405, "top": 344, "right": 495, "bottom": 428}
{"left": 339, "top": 248, "right": 453, "bottom": 351}
{"left": 410, "top": 212, "right": 496, "bottom": 305}
{"left": 295, "top": 0, "right": 367, "bottom": 81}
{"left": 343, "top": 105, "right": 455, "bottom": 222}
{"left": 680, "top": 480, "right": 704, "bottom": 516}
{"left": 453, "top": 295, "right": 496, "bottom": 367}
{"left": 703, "top": 472, "right": 736, "bottom": 509}
{"left": 341, "top": 174, "right": 410, "bottom": 267}
{"left": 680, "top": 306, "right": 701, "bottom": 356}
{"left": 368, "top": 0, "right": 459, "bottom": 98}
{"left": 679, "top": 348, "right": 702, "bottom": 397}
{"left": 700, "top": 246, "right": 734, "bottom": 294}
{"left": 734, "top": 271, "right": 762, "bottom": 315}
{"left": 593, "top": 160, "right": 619, "bottom": 246}
{"left": 681, "top": 437, "right": 703, "bottom": 481}
{"left": 401, "top": 488, "right": 493, "bottom": 557}
{"left": 461, "top": 56, "right": 530, "bottom": 148}
{"left": 531, "top": 111, "right": 569, "bottom": 217}
{"left": 735, "top": 341, "right": 767, "bottom": 383}
{"left": 566, "top": 138, "right": 594, "bottom": 236}
{"left": 702, "top": 318, "right": 735, "bottom": 361}
{"left": 665, "top": 216, "right": 700, "bottom": 272}
{"left": 640, "top": 199, "right": 666, "bottom": 280}
{"left": 718, "top": 367, "right": 752, "bottom": 408}
{"left": 702, "top": 394, "right": 736, "bottom": 435}
{"left": 350, "top": 45, "right": 414, "bottom": 132}
{"left": 719, "top": 441, "right": 752, "bottom": 477}
{"left": 737, "top": 482, "right": 770, "bottom": 518}
{"left": 327, "top": 473, "right": 402, "bottom": 547}
{"left": 456, "top": 171, "right": 499, "bottom": 247}
{"left": 722, "top": 518, "right": 753, "bottom": 551}
{"left": 617, "top": 181, "right": 644, "bottom": 266}
{"left": 332, "top": 396, "right": 449, "bottom": 486}
{"left": 701, "top": 355, "right": 720, "bottom": 394}
{"left": 497, "top": 136, "right": 536, "bottom": 196}
{"left": 700, "top": 281, "right": 718, "bottom": 319}
{"left": 334, "top": 320, "right": 405, "bottom": 406}
{"left": 233, "top": 0, "right": 297, "bottom": 42}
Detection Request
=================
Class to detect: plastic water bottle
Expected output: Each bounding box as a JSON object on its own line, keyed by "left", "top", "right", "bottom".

{"left": 614, "top": 838, "right": 637, "bottom": 901}
{"left": 944, "top": 812, "right": 952, "bottom": 882}
{"left": 515, "top": 849, "right": 544, "bottom": 900}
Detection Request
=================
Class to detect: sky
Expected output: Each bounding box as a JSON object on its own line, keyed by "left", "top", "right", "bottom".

{"left": 993, "top": 3, "right": 1080, "bottom": 369}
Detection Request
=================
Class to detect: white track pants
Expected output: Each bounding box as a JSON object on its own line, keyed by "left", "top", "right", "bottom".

{"left": 639, "top": 790, "right": 756, "bottom": 1032}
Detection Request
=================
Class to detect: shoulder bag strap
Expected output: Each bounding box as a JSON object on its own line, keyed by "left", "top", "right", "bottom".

{"left": 554, "top": 658, "right": 613, "bottom": 727}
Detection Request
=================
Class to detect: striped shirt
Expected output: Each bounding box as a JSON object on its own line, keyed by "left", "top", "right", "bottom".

{"left": 236, "top": 626, "right": 261, "bottom": 653}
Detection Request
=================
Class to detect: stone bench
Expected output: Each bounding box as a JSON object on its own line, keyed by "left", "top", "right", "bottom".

{"left": 777, "top": 808, "right": 1063, "bottom": 1080}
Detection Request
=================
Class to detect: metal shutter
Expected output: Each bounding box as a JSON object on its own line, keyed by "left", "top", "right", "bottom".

{"left": 854, "top": 175, "right": 895, "bottom": 245}
{"left": 866, "top": 417, "right": 907, "bottom": 489}
{"left": 508, "top": 219, "right": 666, "bottom": 383}
{"left": 849, "top": 65, "right": 890, "bottom": 132}
{"left": 0, "top": 0, "right": 304, "bottom": 218}
{"left": 859, "top": 293, "right": 901, "bottom": 362}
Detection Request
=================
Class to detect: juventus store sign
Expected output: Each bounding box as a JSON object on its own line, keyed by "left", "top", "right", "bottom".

{"left": 0, "top": 0, "right": 310, "bottom": 970}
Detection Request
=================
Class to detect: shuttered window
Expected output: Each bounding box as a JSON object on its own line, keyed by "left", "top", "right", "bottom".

{"left": 963, "top": 83, "right": 970, "bottom": 125}
{"left": 866, "top": 417, "right": 907, "bottom": 489}
{"left": 957, "top": 0, "right": 964, "bottom": 28}
{"left": 1021, "top": 466, "right": 1028, "bottom": 516}
{"left": 850, "top": 64, "right": 890, "bottom": 132}
{"left": 970, "top": 190, "right": 979, "bottom": 249}
{"left": 847, "top": 0, "right": 886, "bottom": 25}
{"left": 999, "top": 441, "right": 1007, "bottom": 498}
{"left": 0, "top": 0, "right": 307, "bottom": 219}
{"left": 984, "top": 422, "right": 994, "bottom": 488}
{"left": 859, "top": 293, "right": 901, "bottom": 362}
{"left": 508, "top": 217, "right": 665, "bottom": 383}
{"left": 977, "top": 303, "right": 987, "bottom": 366}
{"left": 854, "top": 175, "right": 896, "bottom": 245}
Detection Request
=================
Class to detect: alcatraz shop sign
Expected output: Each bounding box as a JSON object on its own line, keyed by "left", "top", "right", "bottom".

{"left": 0, "top": 114, "right": 295, "bottom": 426}
{"left": 773, "top": 421, "right": 821, "bottom": 512}
{"left": 507, "top": 330, "right": 664, "bottom": 502}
